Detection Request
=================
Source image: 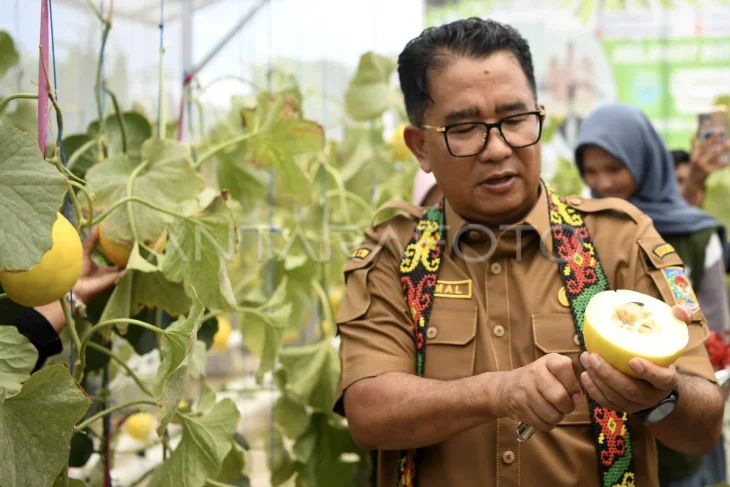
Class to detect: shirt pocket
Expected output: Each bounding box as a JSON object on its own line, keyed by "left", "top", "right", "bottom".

{"left": 422, "top": 302, "right": 478, "bottom": 380}
{"left": 532, "top": 312, "right": 591, "bottom": 425}
{"left": 336, "top": 256, "right": 376, "bottom": 324}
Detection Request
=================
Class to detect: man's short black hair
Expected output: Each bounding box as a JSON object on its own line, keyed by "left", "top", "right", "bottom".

{"left": 397, "top": 17, "right": 536, "bottom": 126}
{"left": 671, "top": 150, "right": 691, "bottom": 167}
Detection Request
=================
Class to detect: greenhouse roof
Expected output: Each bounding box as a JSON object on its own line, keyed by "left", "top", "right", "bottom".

{"left": 54, "top": 0, "right": 231, "bottom": 26}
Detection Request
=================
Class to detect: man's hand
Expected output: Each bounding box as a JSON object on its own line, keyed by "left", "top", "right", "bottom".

{"left": 579, "top": 304, "right": 691, "bottom": 413}
{"left": 500, "top": 353, "right": 584, "bottom": 432}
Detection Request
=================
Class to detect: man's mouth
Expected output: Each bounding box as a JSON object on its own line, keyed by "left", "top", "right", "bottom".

{"left": 481, "top": 173, "right": 517, "bottom": 186}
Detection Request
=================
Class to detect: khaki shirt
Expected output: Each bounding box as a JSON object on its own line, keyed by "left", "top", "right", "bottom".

{"left": 333, "top": 187, "right": 716, "bottom": 487}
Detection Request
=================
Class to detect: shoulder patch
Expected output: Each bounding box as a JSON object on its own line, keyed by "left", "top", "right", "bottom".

{"left": 351, "top": 247, "right": 371, "bottom": 260}
{"left": 652, "top": 242, "right": 676, "bottom": 260}
{"left": 564, "top": 195, "right": 647, "bottom": 224}
{"left": 661, "top": 266, "right": 700, "bottom": 315}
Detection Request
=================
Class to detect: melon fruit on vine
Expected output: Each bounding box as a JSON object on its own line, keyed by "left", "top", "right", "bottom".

{"left": 98, "top": 221, "right": 167, "bottom": 268}
{"left": 0, "top": 212, "right": 82, "bottom": 307}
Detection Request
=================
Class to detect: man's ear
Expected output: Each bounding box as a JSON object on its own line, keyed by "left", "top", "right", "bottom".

{"left": 404, "top": 125, "right": 431, "bottom": 172}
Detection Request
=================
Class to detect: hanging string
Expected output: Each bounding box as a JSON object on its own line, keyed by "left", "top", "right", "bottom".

{"left": 157, "top": 0, "right": 165, "bottom": 138}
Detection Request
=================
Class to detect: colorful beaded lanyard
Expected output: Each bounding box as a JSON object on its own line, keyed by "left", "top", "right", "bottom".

{"left": 396, "top": 182, "right": 636, "bottom": 487}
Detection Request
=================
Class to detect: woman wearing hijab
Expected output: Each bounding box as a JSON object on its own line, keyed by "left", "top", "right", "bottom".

{"left": 574, "top": 103, "right": 729, "bottom": 487}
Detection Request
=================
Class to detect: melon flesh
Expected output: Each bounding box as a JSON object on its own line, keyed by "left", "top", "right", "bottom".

{"left": 583, "top": 290, "right": 689, "bottom": 378}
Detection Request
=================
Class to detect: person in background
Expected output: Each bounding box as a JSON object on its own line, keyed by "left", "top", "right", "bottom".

{"left": 2, "top": 226, "right": 124, "bottom": 372}
{"left": 411, "top": 168, "right": 443, "bottom": 207}
{"left": 671, "top": 133, "right": 730, "bottom": 208}
{"left": 574, "top": 103, "right": 729, "bottom": 487}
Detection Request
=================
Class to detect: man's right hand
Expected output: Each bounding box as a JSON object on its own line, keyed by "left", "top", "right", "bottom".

{"left": 499, "top": 353, "right": 584, "bottom": 431}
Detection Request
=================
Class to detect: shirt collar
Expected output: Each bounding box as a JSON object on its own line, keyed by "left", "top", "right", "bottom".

{"left": 443, "top": 183, "right": 554, "bottom": 258}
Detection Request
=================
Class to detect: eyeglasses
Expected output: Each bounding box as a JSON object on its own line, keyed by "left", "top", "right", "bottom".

{"left": 422, "top": 109, "right": 545, "bottom": 157}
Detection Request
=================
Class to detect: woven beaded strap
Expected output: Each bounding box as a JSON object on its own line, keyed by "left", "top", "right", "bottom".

{"left": 545, "top": 182, "right": 636, "bottom": 487}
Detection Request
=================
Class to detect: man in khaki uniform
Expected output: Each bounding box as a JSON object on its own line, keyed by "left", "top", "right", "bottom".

{"left": 333, "top": 18, "right": 724, "bottom": 487}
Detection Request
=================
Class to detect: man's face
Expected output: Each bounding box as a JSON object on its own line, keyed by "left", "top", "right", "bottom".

{"left": 405, "top": 51, "right": 544, "bottom": 226}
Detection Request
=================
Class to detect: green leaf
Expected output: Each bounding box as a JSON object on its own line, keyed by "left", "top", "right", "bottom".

{"left": 161, "top": 193, "right": 238, "bottom": 311}
{"left": 0, "top": 327, "right": 37, "bottom": 394}
{"left": 0, "top": 364, "right": 91, "bottom": 487}
{"left": 87, "top": 111, "right": 153, "bottom": 158}
{"left": 0, "top": 31, "right": 19, "bottom": 80}
{"left": 147, "top": 398, "right": 240, "bottom": 487}
{"left": 216, "top": 441, "right": 247, "bottom": 483}
{"left": 84, "top": 138, "right": 204, "bottom": 242}
{"left": 0, "top": 100, "right": 38, "bottom": 136}
{"left": 344, "top": 52, "right": 400, "bottom": 122}
{"left": 0, "top": 126, "right": 68, "bottom": 271}
{"left": 154, "top": 294, "right": 205, "bottom": 436}
{"left": 274, "top": 393, "right": 310, "bottom": 439}
{"left": 240, "top": 92, "right": 325, "bottom": 170}
{"left": 292, "top": 413, "right": 361, "bottom": 487}
{"left": 278, "top": 340, "right": 340, "bottom": 412}
{"left": 188, "top": 340, "right": 207, "bottom": 379}
{"left": 241, "top": 279, "right": 292, "bottom": 379}
{"left": 63, "top": 134, "right": 99, "bottom": 181}
{"left": 265, "top": 428, "right": 296, "bottom": 486}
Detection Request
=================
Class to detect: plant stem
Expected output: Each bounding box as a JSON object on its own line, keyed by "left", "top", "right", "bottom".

{"left": 84, "top": 0, "right": 106, "bottom": 24}
{"left": 60, "top": 297, "right": 82, "bottom": 375}
{"left": 87, "top": 342, "right": 154, "bottom": 397}
{"left": 66, "top": 138, "right": 97, "bottom": 173}
{"left": 94, "top": 21, "right": 111, "bottom": 138}
{"left": 0, "top": 293, "right": 7, "bottom": 301}
{"left": 195, "top": 75, "right": 262, "bottom": 98}
{"left": 69, "top": 181, "right": 94, "bottom": 229}
{"left": 311, "top": 279, "right": 333, "bottom": 339}
{"left": 90, "top": 196, "right": 193, "bottom": 227}
{"left": 194, "top": 132, "right": 256, "bottom": 169}
{"left": 78, "top": 318, "right": 166, "bottom": 381}
{"left": 0, "top": 93, "right": 37, "bottom": 116}
{"left": 103, "top": 87, "right": 127, "bottom": 153}
{"left": 76, "top": 400, "right": 157, "bottom": 432}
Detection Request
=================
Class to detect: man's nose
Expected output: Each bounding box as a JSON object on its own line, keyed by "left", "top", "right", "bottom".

{"left": 478, "top": 127, "right": 512, "bottom": 162}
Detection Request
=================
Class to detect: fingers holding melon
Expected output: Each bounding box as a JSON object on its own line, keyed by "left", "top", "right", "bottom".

{"left": 98, "top": 222, "right": 167, "bottom": 268}
{"left": 583, "top": 290, "right": 689, "bottom": 379}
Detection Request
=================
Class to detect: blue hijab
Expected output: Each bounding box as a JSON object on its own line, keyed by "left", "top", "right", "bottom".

{"left": 574, "top": 103, "right": 726, "bottom": 242}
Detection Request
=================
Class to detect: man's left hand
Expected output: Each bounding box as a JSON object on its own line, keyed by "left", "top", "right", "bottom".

{"left": 579, "top": 304, "right": 692, "bottom": 413}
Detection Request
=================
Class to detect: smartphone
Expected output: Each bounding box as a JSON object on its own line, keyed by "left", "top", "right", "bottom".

{"left": 698, "top": 106, "right": 729, "bottom": 166}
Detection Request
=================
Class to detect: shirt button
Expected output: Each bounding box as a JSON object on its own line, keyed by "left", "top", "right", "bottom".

{"left": 427, "top": 327, "right": 438, "bottom": 339}
{"left": 569, "top": 197, "right": 582, "bottom": 206}
{"left": 573, "top": 334, "right": 581, "bottom": 346}
{"left": 491, "top": 262, "right": 501, "bottom": 274}
{"left": 503, "top": 450, "right": 515, "bottom": 464}
{"left": 493, "top": 325, "right": 505, "bottom": 337}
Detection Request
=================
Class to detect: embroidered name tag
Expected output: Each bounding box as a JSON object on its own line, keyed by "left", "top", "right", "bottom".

{"left": 434, "top": 280, "right": 472, "bottom": 299}
{"left": 652, "top": 243, "right": 676, "bottom": 259}
{"left": 661, "top": 266, "right": 699, "bottom": 314}
{"left": 351, "top": 248, "right": 371, "bottom": 260}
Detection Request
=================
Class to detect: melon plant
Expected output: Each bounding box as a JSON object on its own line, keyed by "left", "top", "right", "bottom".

{"left": 0, "top": 9, "right": 419, "bottom": 483}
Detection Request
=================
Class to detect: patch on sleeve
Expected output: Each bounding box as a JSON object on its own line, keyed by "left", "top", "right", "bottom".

{"left": 661, "top": 266, "right": 700, "bottom": 314}
{"left": 652, "top": 243, "right": 676, "bottom": 259}
{"left": 351, "top": 248, "right": 371, "bottom": 260}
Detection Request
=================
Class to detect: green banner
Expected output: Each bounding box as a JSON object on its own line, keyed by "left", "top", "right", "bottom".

{"left": 601, "top": 37, "right": 730, "bottom": 149}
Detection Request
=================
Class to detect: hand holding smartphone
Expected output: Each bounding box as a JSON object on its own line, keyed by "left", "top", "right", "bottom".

{"left": 697, "top": 106, "right": 729, "bottom": 167}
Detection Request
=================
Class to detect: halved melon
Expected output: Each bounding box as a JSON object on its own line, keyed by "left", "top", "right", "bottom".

{"left": 583, "top": 290, "right": 689, "bottom": 378}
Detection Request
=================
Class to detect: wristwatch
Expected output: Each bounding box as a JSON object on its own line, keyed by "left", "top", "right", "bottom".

{"left": 633, "top": 386, "right": 680, "bottom": 423}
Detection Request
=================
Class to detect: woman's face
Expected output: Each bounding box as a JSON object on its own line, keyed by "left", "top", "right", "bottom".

{"left": 580, "top": 145, "right": 637, "bottom": 200}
